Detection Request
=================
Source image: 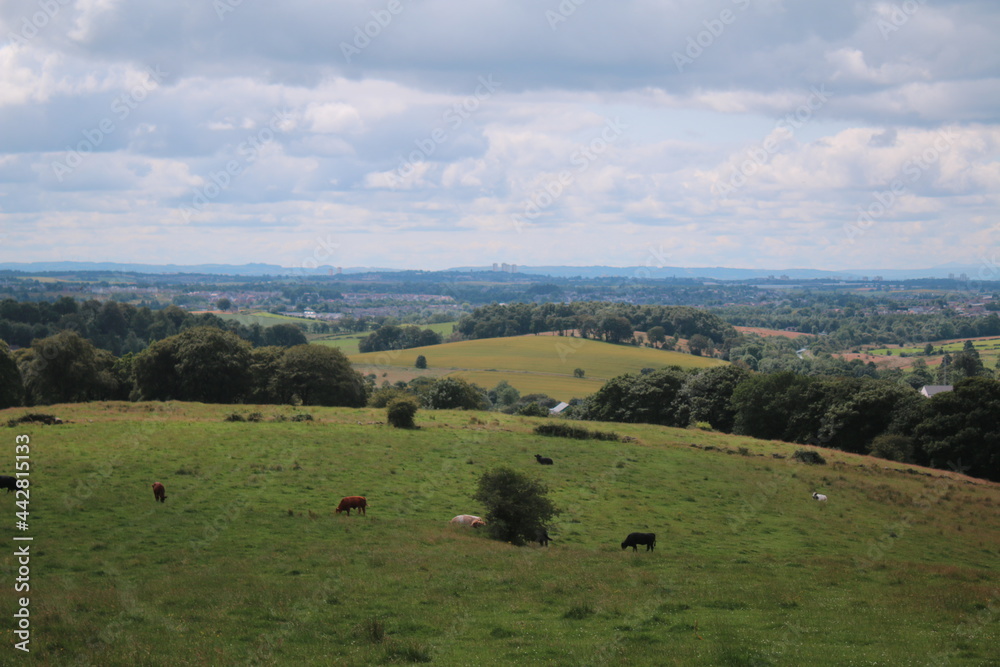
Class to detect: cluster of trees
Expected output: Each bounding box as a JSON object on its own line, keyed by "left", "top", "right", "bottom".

{"left": 575, "top": 365, "right": 999, "bottom": 482}
{"left": 3, "top": 327, "right": 366, "bottom": 408}
{"left": 456, "top": 302, "right": 735, "bottom": 346}
{"left": 0, "top": 298, "right": 311, "bottom": 356}
{"left": 357, "top": 325, "right": 442, "bottom": 353}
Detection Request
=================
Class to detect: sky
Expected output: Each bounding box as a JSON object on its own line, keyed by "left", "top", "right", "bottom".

{"left": 0, "top": 0, "right": 998, "bottom": 273}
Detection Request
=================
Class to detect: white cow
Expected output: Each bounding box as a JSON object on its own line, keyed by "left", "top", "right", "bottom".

{"left": 450, "top": 514, "right": 486, "bottom": 528}
{"left": 812, "top": 492, "right": 828, "bottom": 502}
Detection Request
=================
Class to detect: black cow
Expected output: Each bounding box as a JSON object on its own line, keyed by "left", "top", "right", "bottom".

{"left": 0, "top": 476, "right": 17, "bottom": 493}
{"left": 536, "top": 528, "right": 552, "bottom": 547}
{"left": 621, "top": 532, "right": 656, "bottom": 552}
{"left": 534, "top": 454, "right": 554, "bottom": 465}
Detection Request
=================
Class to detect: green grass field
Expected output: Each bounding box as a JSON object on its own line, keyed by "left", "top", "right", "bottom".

{"left": 5, "top": 402, "right": 998, "bottom": 665}
{"left": 350, "top": 336, "right": 725, "bottom": 400}
{"left": 867, "top": 337, "right": 1000, "bottom": 369}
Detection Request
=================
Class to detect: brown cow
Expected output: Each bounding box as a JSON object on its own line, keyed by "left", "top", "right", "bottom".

{"left": 152, "top": 482, "right": 166, "bottom": 503}
{"left": 336, "top": 496, "right": 367, "bottom": 515}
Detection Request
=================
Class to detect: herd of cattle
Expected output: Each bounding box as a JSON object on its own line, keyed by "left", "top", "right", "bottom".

{"left": 141, "top": 450, "right": 828, "bottom": 553}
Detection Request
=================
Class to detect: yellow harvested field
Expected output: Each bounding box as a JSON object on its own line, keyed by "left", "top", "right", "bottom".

{"left": 349, "top": 335, "right": 725, "bottom": 401}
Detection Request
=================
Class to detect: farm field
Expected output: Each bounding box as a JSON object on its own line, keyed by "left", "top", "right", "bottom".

{"left": 349, "top": 335, "right": 725, "bottom": 400}
{"left": 210, "top": 311, "right": 310, "bottom": 328}
{"left": 3, "top": 402, "right": 997, "bottom": 665}
{"left": 733, "top": 326, "right": 812, "bottom": 339}
{"left": 852, "top": 336, "right": 1000, "bottom": 371}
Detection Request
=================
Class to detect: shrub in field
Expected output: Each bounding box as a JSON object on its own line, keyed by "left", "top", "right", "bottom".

{"left": 534, "top": 423, "right": 620, "bottom": 441}
{"left": 792, "top": 449, "right": 826, "bottom": 465}
{"left": 473, "top": 467, "right": 557, "bottom": 546}
{"left": 7, "top": 413, "right": 63, "bottom": 426}
{"left": 387, "top": 398, "right": 419, "bottom": 429}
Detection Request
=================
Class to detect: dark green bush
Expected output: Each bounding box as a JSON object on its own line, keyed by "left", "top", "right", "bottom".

{"left": 534, "top": 423, "right": 620, "bottom": 441}
{"left": 387, "top": 398, "right": 419, "bottom": 429}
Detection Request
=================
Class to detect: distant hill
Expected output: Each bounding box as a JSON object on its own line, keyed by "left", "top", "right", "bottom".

{"left": 348, "top": 334, "right": 724, "bottom": 401}
{"left": 0, "top": 261, "right": 985, "bottom": 280}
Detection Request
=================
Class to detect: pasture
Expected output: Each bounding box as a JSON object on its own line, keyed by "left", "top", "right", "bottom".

{"left": 2, "top": 402, "right": 998, "bottom": 665}
{"left": 350, "top": 335, "right": 725, "bottom": 400}
{"left": 865, "top": 337, "right": 1000, "bottom": 371}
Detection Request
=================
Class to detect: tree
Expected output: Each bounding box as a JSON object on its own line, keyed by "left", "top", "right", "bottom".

{"left": 815, "top": 379, "right": 922, "bottom": 454}
{"left": 950, "top": 341, "right": 986, "bottom": 381}
{"left": 731, "top": 371, "right": 814, "bottom": 441}
{"left": 678, "top": 365, "right": 751, "bottom": 432}
{"left": 423, "top": 377, "right": 487, "bottom": 410}
{"left": 216, "top": 298, "right": 233, "bottom": 312}
{"left": 0, "top": 340, "right": 23, "bottom": 408}
{"left": 584, "top": 367, "right": 688, "bottom": 426}
{"left": 263, "top": 323, "right": 308, "bottom": 348}
{"left": 870, "top": 434, "right": 916, "bottom": 463}
{"left": 647, "top": 326, "right": 666, "bottom": 348}
{"left": 134, "top": 327, "right": 252, "bottom": 403}
{"left": 687, "top": 334, "right": 712, "bottom": 357}
{"left": 17, "top": 330, "right": 119, "bottom": 405}
{"left": 415, "top": 355, "right": 427, "bottom": 369}
{"left": 386, "top": 397, "right": 419, "bottom": 428}
{"left": 489, "top": 380, "right": 520, "bottom": 409}
{"left": 473, "top": 467, "right": 558, "bottom": 546}
{"left": 247, "top": 346, "right": 285, "bottom": 403}
{"left": 904, "top": 357, "right": 934, "bottom": 389}
{"left": 273, "top": 344, "right": 367, "bottom": 407}
{"left": 912, "top": 377, "right": 1000, "bottom": 482}
{"left": 573, "top": 368, "right": 585, "bottom": 378}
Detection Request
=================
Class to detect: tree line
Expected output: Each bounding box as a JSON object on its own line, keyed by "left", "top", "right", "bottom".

{"left": 574, "top": 365, "right": 999, "bottom": 483}
{"left": 0, "top": 298, "right": 313, "bottom": 355}
{"left": 1, "top": 327, "right": 366, "bottom": 408}
{"left": 456, "top": 302, "right": 736, "bottom": 346}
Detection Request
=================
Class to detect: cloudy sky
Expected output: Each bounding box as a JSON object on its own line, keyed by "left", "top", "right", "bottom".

{"left": 1, "top": 0, "right": 998, "bottom": 272}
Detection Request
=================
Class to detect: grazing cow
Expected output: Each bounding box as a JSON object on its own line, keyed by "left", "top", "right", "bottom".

{"left": 812, "top": 492, "right": 828, "bottom": 502}
{"left": 336, "top": 496, "right": 367, "bottom": 516}
{"left": 0, "top": 476, "right": 17, "bottom": 493}
{"left": 534, "top": 454, "right": 554, "bottom": 465}
{"left": 450, "top": 514, "right": 486, "bottom": 527}
{"left": 621, "top": 532, "right": 656, "bottom": 552}
{"left": 151, "top": 482, "right": 166, "bottom": 503}
{"left": 536, "top": 528, "right": 552, "bottom": 547}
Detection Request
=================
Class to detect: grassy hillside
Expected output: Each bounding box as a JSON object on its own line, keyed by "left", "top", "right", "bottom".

{"left": 350, "top": 335, "right": 725, "bottom": 400}
{"left": 4, "top": 402, "right": 998, "bottom": 665}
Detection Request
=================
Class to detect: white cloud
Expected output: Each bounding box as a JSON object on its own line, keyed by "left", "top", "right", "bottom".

{"left": 0, "top": 0, "right": 998, "bottom": 270}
